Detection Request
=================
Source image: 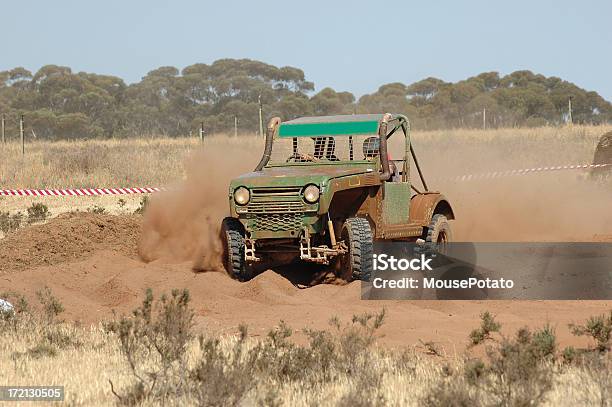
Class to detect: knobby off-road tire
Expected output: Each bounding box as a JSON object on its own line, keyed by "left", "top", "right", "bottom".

{"left": 425, "top": 214, "right": 452, "bottom": 253}
{"left": 338, "top": 217, "right": 374, "bottom": 282}
{"left": 220, "top": 217, "right": 253, "bottom": 282}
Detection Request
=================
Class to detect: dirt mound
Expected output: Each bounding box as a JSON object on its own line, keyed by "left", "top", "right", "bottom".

{"left": 236, "top": 271, "right": 300, "bottom": 305}
{"left": 0, "top": 212, "right": 140, "bottom": 273}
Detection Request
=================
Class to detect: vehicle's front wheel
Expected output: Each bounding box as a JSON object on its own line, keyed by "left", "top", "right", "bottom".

{"left": 220, "top": 217, "right": 253, "bottom": 281}
{"left": 336, "top": 217, "right": 373, "bottom": 282}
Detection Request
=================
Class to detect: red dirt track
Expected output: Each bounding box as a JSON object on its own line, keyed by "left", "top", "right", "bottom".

{"left": 2, "top": 140, "right": 612, "bottom": 353}
{"left": 0, "top": 212, "right": 610, "bottom": 352}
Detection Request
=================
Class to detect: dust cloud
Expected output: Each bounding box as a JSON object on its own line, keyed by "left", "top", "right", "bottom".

{"left": 443, "top": 173, "right": 612, "bottom": 241}
{"left": 139, "top": 133, "right": 612, "bottom": 271}
{"left": 412, "top": 134, "right": 612, "bottom": 242}
{"left": 138, "top": 144, "right": 257, "bottom": 269}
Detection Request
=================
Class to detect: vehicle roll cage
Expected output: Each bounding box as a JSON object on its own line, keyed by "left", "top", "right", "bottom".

{"left": 254, "top": 113, "right": 428, "bottom": 192}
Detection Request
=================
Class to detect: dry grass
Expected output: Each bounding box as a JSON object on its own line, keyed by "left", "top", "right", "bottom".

{"left": 1, "top": 125, "right": 610, "bottom": 190}
{"left": 0, "top": 290, "right": 610, "bottom": 406}
{"left": 403, "top": 124, "right": 612, "bottom": 176}
{"left": 0, "top": 134, "right": 262, "bottom": 216}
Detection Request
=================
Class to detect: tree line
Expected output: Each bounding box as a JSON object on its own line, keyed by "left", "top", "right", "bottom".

{"left": 0, "top": 59, "right": 610, "bottom": 140}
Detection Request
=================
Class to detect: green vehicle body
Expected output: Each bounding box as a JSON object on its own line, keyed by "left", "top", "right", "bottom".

{"left": 224, "top": 113, "right": 455, "bottom": 278}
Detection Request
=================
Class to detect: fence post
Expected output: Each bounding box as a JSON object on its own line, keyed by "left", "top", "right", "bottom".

{"left": 234, "top": 116, "right": 238, "bottom": 138}
{"left": 258, "top": 95, "right": 264, "bottom": 139}
{"left": 20, "top": 114, "right": 24, "bottom": 155}
{"left": 199, "top": 122, "right": 204, "bottom": 142}
{"left": 483, "top": 108, "right": 486, "bottom": 130}
{"left": 1, "top": 114, "right": 5, "bottom": 144}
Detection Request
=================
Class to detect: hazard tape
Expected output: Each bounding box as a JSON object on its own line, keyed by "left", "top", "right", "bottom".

{"left": 1, "top": 162, "right": 610, "bottom": 196}
{"left": 0, "top": 187, "right": 161, "bottom": 197}
{"left": 439, "top": 163, "right": 612, "bottom": 183}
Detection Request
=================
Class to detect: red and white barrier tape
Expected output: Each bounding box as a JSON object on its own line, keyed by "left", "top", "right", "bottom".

{"left": 0, "top": 187, "right": 161, "bottom": 197}
{"left": 1, "top": 163, "right": 610, "bottom": 196}
{"left": 439, "top": 163, "right": 612, "bottom": 182}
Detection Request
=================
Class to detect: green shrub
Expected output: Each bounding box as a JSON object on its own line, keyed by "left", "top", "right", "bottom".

{"left": 36, "top": 286, "right": 64, "bottom": 325}
{"left": 134, "top": 196, "right": 149, "bottom": 215}
{"left": 107, "top": 288, "right": 194, "bottom": 404}
{"left": 0, "top": 211, "right": 24, "bottom": 233}
{"left": 27, "top": 203, "right": 50, "bottom": 224}
{"left": 191, "top": 326, "right": 254, "bottom": 406}
{"left": 108, "top": 290, "right": 389, "bottom": 406}
{"left": 469, "top": 311, "right": 501, "bottom": 346}
{"left": 423, "top": 322, "right": 557, "bottom": 407}
{"left": 87, "top": 205, "right": 106, "bottom": 214}
{"left": 570, "top": 311, "right": 612, "bottom": 352}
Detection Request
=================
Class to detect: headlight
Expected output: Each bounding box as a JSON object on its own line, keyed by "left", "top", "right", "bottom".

{"left": 234, "top": 187, "right": 250, "bottom": 205}
{"left": 303, "top": 184, "right": 320, "bottom": 203}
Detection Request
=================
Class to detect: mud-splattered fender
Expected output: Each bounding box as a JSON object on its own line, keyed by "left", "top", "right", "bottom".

{"left": 409, "top": 192, "right": 455, "bottom": 226}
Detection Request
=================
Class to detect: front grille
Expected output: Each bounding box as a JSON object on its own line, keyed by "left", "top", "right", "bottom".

{"left": 254, "top": 213, "right": 302, "bottom": 232}
{"left": 247, "top": 201, "right": 304, "bottom": 213}
{"left": 244, "top": 187, "right": 314, "bottom": 232}
{"left": 251, "top": 187, "right": 302, "bottom": 199}
{"left": 246, "top": 187, "right": 306, "bottom": 214}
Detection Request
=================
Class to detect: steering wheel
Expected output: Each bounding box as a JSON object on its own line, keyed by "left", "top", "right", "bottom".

{"left": 286, "top": 152, "right": 319, "bottom": 163}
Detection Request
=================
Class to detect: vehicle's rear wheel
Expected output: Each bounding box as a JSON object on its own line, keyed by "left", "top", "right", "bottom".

{"left": 220, "top": 217, "right": 253, "bottom": 281}
{"left": 336, "top": 217, "right": 373, "bottom": 282}
{"left": 425, "top": 214, "right": 452, "bottom": 253}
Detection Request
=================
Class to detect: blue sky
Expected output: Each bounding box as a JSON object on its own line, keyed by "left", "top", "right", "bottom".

{"left": 2, "top": 0, "right": 611, "bottom": 100}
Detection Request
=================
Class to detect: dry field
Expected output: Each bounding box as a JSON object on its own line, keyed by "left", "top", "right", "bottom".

{"left": 1, "top": 125, "right": 612, "bottom": 406}
{"left": 1, "top": 287, "right": 611, "bottom": 406}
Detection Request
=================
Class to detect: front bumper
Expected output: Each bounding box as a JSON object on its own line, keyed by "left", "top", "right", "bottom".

{"left": 238, "top": 212, "right": 322, "bottom": 239}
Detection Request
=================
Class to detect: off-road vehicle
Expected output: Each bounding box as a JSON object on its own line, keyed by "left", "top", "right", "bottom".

{"left": 591, "top": 130, "right": 612, "bottom": 179}
{"left": 221, "top": 113, "right": 455, "bottom": 281}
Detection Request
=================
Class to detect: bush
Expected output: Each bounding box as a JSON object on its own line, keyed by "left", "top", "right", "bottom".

{"left": 570, "top": 311, "right": 612, "bottom": 352}
{"left": 107, "top": 288, "right": 194, "bottom": 404}
{"left": 134, "top": 196, "right": 149, "bottom": 215}
{"left": 481, "top": 325, "right": 556, "bottom": 405}
{"left": 108, "top": 289, "right": 391, "bottom": 406}
{"left": 469, "top": 311, "right": 501, "bottom": 346}
{"left": 0, "top": 211, "right": 24, "bottom": 233}
{"left": 27, "top": 203, "right": 50, "bottom": 224}
{"left": 3, "top": 288, "right": 81, "bottom": 361}
{"left": 87, "top": 205, "right": 106, "bottom": 214}
{"left": 423, "top": 320, "right": 557, "bottom": 407}
{"left": 191, "top": 326, "right": 254, "bottom": 406}
{"left": 36, "top": 286, "right": 64, "bottom": 325}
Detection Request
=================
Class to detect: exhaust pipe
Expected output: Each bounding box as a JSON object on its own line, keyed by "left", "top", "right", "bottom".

{"left": 378, "top": 113, "right": 392, "bottom": 181}
{"left": 255, "top": 117, "right": 281, "bottom": 171}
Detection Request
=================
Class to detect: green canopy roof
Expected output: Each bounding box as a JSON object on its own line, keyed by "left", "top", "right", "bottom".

{"left": 278, "top": 114, "right": 402, "bottom": 138}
